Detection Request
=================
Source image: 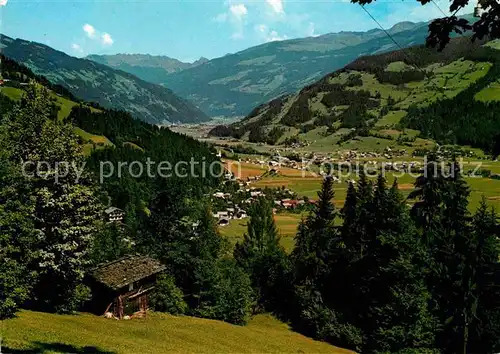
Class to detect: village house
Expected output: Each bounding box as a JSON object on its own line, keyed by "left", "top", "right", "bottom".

{"left": 213, "top": 211, "right": 229, "bottom": 219}
{"left": 281, "top": 199, "right": 301, "bottom": 209}
{"left": 87, "top": 255, "right": 166, "bottom": 319}
{"left": 104, "top": 207, "right": 124, "bottom": 223}
{"left": 235, "top": 210, "right": 247, "bottom": 219}
{"left": 250, "top": 191, "right": 264, "bottom": 197}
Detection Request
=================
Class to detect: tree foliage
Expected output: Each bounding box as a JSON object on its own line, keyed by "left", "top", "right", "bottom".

{"left": 1, "top": 84, "right": 102, "bottom": 313}
{"left": 351, "top": 0, "right": 500, "bottom": 51}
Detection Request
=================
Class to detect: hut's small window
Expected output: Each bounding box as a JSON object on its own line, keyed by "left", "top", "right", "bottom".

{"left": 129, "top": 283, "right": 134, "bottom": 291}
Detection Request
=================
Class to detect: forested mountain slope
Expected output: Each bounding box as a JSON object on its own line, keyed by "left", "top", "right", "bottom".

{"left": 222, "top": 37, "right": 500, "bottom": 155}
{"left": 0, "top": 34, "right": 209, "bottom": 124}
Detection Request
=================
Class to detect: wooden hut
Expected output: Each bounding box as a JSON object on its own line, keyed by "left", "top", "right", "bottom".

{"left": 88, "top": 255, "right": 166, "bottom": 319}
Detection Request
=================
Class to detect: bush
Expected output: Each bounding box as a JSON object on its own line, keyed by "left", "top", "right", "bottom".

{"left": 208, "top": 125, "right": 235, "bottom": 137}
{"left": 55, "top": 284, "right": 92, "bottom": 314}
{"left": 266, "top": 127, "right": 285, "bottom": 145}
{"left": 293, "top": 285, "right": 363, "bottom": 352}
{"left": 150, "top": 273, "right": 188, "bottom": 315}
{"left": 0, "top": 258, "right": 31, "bottom": 320}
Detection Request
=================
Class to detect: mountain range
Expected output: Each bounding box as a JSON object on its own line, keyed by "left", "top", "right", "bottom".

{"left": 86, "top": 54, "right": 208, "bottom": 84}
{"left": 0, "top": 16, "right": 475, "bottom": 123}
{"left": 87, "top": 20, "right": 434, "bottom": 117}
{"left": 0, "top": 35, "right": 209, "bottom": 124}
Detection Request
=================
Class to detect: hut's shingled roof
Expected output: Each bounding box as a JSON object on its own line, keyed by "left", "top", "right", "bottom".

{"left": 91, "top": 255, "right": 166, "bottom": 290}
{"left": 104, "top": 206, "right": 123, "bottom": 214}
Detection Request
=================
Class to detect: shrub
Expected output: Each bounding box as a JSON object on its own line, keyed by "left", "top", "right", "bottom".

{"left": 55, "top": 284, "right": 92, "bottom": 314}
{"left": 208, "top": 125, "right": 234, "bottom": 137}
{"left": 150, "top": 273, "right": 188, "bottom": 315}
{"left": 195, "top": 259, "right": 254, "bottom": 325}
{"left": 266, "top": 127, "right": 285, "bottom": 145}
{"left": 293, "top": 285, "right": 363, "bottom": 352}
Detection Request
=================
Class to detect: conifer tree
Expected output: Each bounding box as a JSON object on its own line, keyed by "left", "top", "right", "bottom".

{"left": 341, "top": 181, "right": 358, "bottom": 253}
{"left": 354, "top": 170, "right": 374, "bottom": 258}
{"left": 409, "top": 153, "right": 447, "bottom": 244}
{"left": 234, "top": 198, "right": 289, "bottom": 312}
{"left": 359, "top": 177, "right": 436, "bottom": 352}
{"left": 291, "top": 177, "right": 362, "bottom": 350}
{"left": 235, "top": 198, "right": 280, "bottom": 261}
{"left": 409, "top": 158, "right": 500, "bottom": 353}
{"left": 293, "top": 176, "right": 338, "bottom": 284}
{"left": 468, "top": 198, "right": 500, "bottom": 352}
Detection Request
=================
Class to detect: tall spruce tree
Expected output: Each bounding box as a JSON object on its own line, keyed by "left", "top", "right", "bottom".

{"left": 341, "top": 181, "right": 358, "bottom": 253}
{"left": 354, "top": 170, "right": 374, "bottom": 258}
{"left": 293, "top": 176, "right": 339, "bottom": 284}
{"left": 359, "top": 177, "right": 436, "bottom": 352}
{"left": 234, "top": 198, "right": 290, "bottom": 313}
{"left": 291, "top": 176, "right": 362, "bottom": 350}
{"left": 409, "top": 154, "right": 447, "bottom": 244}
{"left": 409, "top": 158, "right": 500, "bottom": 353}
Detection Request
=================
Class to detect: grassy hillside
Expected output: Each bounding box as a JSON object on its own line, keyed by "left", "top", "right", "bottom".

{"left": 2, "top": 310, "right": 352, "bottom": 354}
{"left": 225, "top": 37, "right": 500, "bottom": 154}
{"left": 0, "top": 85, "right": 112, "bottom": 156}
{"left": 0, "top": 34, "right": 209, "bottom": 124}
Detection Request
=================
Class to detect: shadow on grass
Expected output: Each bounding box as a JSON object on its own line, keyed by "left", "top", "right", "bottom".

{"left": 3, "top": 341, "right": 115, "bottom": 354}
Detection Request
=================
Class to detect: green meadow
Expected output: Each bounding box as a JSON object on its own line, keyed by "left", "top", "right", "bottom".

{"left": 2, "top": 310, "right": 351, "bottom": 354}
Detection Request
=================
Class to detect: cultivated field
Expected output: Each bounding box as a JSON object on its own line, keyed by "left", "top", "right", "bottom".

{"left": 219, "top": 212, "right": 305, "bottom": 252}
{"left": 2, "top": 310, "right": 352, "bottom": 354}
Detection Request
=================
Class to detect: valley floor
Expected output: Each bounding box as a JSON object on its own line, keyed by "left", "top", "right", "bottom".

{"left": 1, "top": 310, "right": 352, "bottom": 354}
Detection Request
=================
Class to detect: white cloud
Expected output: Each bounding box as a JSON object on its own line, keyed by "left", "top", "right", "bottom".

{"left": 226, "top": 4, "right": 248, "bottom": 40}
{"left": 0, "top": 0, "right": 8, "bottom": 6}
{"left": 81, "top": 23, "right": 114, "bottom": 47}
{"left": 83, "top": 23, "right": 96, "bottom": 38}
{"left": 306, "top": 22, "right": 319, "bottom": 38}
{"left": 71, "top": 43, "right": 84, "bottom": 53}
{"left": 267, "top": 30, "right": 287, "bottom": 41}
{"left": 255, "top": 24, "right": 287, "bottom": 42}
{"left": 266, "top": 0, "right": 284, "bottom": 14}
{"left": 101, "top": 32, "right": 113, "bottom": 46}
{"left": 229, "top": 4, "right": 248, "bottom": 20}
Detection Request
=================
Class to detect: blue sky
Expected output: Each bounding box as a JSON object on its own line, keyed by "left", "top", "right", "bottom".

{"left": 0, "top": 0, "right": 474, "bottom": 62}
